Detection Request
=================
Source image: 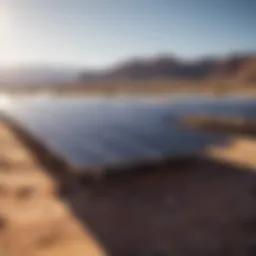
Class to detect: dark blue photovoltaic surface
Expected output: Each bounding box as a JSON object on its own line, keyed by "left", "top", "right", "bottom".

{"left": 4, "top": 96, "right": 256, "bottom": 168}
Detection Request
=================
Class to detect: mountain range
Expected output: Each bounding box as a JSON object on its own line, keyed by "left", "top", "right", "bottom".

{"left": 0, "top": 53, "right": 256, "bottom": 89}
{"left": 80, "top": 54, "right": 256, "bottom": 84}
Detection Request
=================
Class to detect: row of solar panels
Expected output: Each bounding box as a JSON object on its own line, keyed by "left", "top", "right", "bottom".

{"left": 3, "top": 96, "right": 256, "bottom": 168}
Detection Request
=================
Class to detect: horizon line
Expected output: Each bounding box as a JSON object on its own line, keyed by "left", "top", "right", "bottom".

{"left": 0, "top": 50, "right": 255, "bottom": 71}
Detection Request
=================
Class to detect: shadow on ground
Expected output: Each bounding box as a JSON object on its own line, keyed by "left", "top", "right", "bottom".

{"left": 63, "top": 156, "right": 256, "bottom": 256}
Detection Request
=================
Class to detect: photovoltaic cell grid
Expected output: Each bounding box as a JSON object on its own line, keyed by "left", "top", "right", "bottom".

{"left": 4, "top": 96, "right": 256, "bottom": 169}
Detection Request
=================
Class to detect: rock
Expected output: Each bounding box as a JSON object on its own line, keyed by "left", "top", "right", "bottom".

{"left": 16, "top": 186, "right": 35, "bottom": 200}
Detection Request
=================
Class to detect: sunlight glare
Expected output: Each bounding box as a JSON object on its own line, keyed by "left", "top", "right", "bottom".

{"left": 0, "top": 94, "right": 12, "bottom": 110}
{"left": 0, "top": 3, "right": 13, "bottom": 65}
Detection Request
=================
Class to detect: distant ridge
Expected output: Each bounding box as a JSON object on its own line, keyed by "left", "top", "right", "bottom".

{"left": 80, "top": 54, "right": 256, "bottom": 84}
{"left": 0, "top": 53, "right": 256, "bottom": 89}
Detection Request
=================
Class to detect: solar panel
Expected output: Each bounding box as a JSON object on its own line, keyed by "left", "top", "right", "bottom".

{"left": 4, "top": 96, "right": 256, "bottom": 170}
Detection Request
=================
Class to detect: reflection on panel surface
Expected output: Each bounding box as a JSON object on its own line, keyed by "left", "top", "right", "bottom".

{"left": 4, "top": 96, "right": 256, "bottom": 168}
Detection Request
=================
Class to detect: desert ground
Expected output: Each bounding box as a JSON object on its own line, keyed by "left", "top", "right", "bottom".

{"left": 0, "top": 119, "right": 255, "bottom": 255}
{"left": 1, "top": 80, "right": 256, "bottom": 97}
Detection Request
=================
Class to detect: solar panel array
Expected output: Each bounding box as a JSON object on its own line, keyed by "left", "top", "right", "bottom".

{"left": 4, "top": 96, "right": 256, "bottom": 169}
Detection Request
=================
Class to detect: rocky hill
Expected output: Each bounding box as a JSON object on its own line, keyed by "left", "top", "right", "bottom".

{"left": 80, "top": 54, "right": 256, "bottom": 84}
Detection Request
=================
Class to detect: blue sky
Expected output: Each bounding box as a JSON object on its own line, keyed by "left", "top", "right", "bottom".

{"left": 0, "top": 0, "right": 255, "bottom": 67}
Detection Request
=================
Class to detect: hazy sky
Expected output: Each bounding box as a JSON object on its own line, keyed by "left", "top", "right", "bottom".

{"left": 0, "top": 0, "right": 255, "bottom": 67}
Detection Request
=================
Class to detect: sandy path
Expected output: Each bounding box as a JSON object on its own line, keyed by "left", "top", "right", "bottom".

{"left": 0, "top": 123, "right": 106, "bottom": 256}
{"left": 206, "top": 137, "right": 256, "bottom": 170}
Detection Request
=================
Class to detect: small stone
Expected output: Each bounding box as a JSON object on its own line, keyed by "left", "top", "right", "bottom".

{"left": 16, "top": 186, "right": 35, "bottom": 200}
{"left": 35, "top": 230, "right": 61, "bottom": 248}
{"left": 0, "top": 215, "right": 7, "bottom": 231}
